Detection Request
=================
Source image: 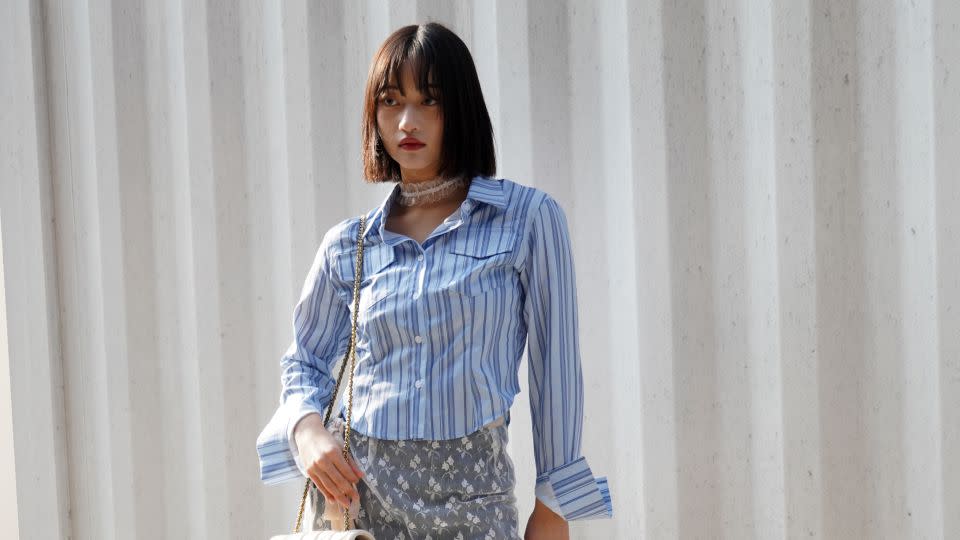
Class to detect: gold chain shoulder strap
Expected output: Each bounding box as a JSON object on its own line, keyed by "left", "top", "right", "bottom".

{"left": 292, "top": 214, "right": 367, "bottom": 533}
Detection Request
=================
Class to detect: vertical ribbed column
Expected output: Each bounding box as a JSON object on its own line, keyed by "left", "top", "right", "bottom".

{"left": 856, "top": 2, "right": 907, "bottom": 538}
{"left": 661, "top": 1, "right": 721, "bottom": 538}
{"left": 194, "top": 0, "right": 248, "bottom": 537}
{"left": 894, "top": 1, "right": 945, "bottom": 538}
{"left": 167, "top": 1, "right": 211, "bottom": 537}
{"left": 598, "top": 1, "right": 638, "bottom": 538}
{"left": 44, "top": 0, "right": 135, "bottom": 537}
{"left": 741, "top": 1, "right": 788, "bottom": 538}
{"left": 628, "top": 0, "right": 681, "bottom": 537}
{"left": 142, "top": 0, "right": 194, "bottom": 536}
{"left": 115, "top": 0, "right": 173, "bottom": 536}
{"left": 934, "top": 1, "right": 960, "bottom": 539}
{"left": 493, "top": 0, "right": 533, "bottom": 183}
{"left": 1, "top": 0, "right": 70, "bottom": 537}
{"left": 705, "top": 2, "right": 755, "bottom": 536}
{"left": 771, "top": 0, "right": 823, "bottom": 538}
{"left": 810, "top": 0, "right": 869, "bottom": 537}
{"left": 179, "top": 0, "right": 228, "bottom": 536}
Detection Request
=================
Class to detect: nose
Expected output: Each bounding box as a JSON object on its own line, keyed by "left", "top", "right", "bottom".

{"left": 398, "top": 104, "right": 420, "bottom": 133}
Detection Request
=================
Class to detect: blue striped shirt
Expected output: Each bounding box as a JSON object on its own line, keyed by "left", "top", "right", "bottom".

{"left": 256, "top": 176, "right": 613, "bottom": 521}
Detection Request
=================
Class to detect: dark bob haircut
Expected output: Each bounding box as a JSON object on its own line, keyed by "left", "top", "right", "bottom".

{"left": 361, "top": 22, "right": 496, "bottom": 183}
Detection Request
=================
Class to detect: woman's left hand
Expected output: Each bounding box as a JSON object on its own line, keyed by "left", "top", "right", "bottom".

{"left": 524, "top": 498, "right": 570, "bottom": 540}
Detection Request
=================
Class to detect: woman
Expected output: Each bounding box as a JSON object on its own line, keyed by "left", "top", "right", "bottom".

{"left": 257, "top": 22, "right": 613, "bottom": 539}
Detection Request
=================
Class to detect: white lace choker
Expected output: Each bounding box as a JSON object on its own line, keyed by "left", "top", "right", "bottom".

{"left": 395, "top": 175, "right": 469, "bottom": 206}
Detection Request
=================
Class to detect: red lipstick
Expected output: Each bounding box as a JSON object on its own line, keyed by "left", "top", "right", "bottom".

{"left": 399, "top": 137, "right": 425, "bottom": 150}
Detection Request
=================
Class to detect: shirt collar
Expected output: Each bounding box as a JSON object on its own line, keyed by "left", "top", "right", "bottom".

{"left": 362, "top": 175, "right": 507, "bottom": 242}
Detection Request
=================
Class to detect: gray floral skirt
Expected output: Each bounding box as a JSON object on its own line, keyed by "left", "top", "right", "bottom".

{"left": 304, "top": 414, "right": 520, "bottom": 540}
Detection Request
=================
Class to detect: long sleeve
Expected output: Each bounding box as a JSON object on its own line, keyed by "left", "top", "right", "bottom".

{"left": 256, "top": 231, "right": 353, "bottom": 485}
{"left": 521, "top": 195, "right": 614, "bottom": 520}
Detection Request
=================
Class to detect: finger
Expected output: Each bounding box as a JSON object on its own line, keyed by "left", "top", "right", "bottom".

{"left": 320, "top": 487, "right": 337, "bottom": 506}
{"left": 330, "top": 467, "right": 360, "bottom": 506}
{"left": 318, "top": 469, "right": 355, "bottom": 508}
{"left": 329, "top": 452, "right": 361, "bottom": 484}
{"left": 320, "top": 487, "right": 338, "bottom": 507}
{"left": 315, "top": 477, "right": 343, "bottom": 507}
{"left": 310, "top": 476, "right": 335, "bottom": 506}
{"left": 311, "top": 456, "right": 356, "bottom": 506}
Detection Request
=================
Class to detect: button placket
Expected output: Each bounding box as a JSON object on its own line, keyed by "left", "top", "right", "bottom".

{"left": 415, "top": 297, "right": 429, "bottom": 436}
{"left": 412, "top": 248, "right": 426, "bottom": 299}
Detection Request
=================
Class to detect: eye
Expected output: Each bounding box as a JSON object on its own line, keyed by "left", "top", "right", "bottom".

{"left": 423, "top": 97, "right": 439, "bottom": 106}
{"left": 380, "top": 96, "right": 397, "bottom": 106}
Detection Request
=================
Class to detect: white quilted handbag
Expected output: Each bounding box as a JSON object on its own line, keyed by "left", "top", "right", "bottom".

{"left": 271, "top": 533, "right": 374, "bottom": 540}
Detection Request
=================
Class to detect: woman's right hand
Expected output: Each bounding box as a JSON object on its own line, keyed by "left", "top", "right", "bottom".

{"left": 293, "top": 413, "right": 364, "bottom": 508}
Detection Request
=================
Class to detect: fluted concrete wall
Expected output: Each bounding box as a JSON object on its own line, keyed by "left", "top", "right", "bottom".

{"left": 2, "top": 1, "right": 958, "bottom": 539}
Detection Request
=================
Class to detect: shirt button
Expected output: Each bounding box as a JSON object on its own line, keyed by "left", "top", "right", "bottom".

{"left": 414, "top": 335, "right": 423, "bottom": 343}
{"left": 414, "top": 379, "right": 423, "bottom": 389}
{"left": 417, "top": 254, "right": 424, "bottom": 261}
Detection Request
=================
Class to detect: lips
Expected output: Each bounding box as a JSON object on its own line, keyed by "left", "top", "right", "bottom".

{"left": 399, "top": 137, "right": 424, "bottom": 149}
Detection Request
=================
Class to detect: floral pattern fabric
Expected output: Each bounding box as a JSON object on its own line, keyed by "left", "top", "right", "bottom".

{"left": 304, "top": 415, "right": 520, "bottom": 540}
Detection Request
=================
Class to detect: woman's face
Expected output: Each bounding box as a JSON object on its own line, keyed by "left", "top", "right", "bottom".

{"left": 376, "top": 62, "right": 444, "bottom": 182}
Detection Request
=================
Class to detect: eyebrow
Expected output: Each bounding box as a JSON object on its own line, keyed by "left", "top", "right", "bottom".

{"left": 381, "top": 84, "right": 440, "bottom": 92}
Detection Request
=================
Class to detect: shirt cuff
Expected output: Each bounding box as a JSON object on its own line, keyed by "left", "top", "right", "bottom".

{"left": 255, "top": 397, "right": 327, "bottom": 485}
{"left": 256, "top": 402, "right": 303, "bottom": 485}
{"left": 535, "top": 457, "right": 613, "bottom": 520}
{"left": 534, "top": 478, "right": 565, "bottom": 516}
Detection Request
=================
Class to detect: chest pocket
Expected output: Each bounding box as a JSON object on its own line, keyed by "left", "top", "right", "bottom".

{"left": 335, "top": 241, "right": 397, "bottom": 305}
{"left": 335, "top": 241, "right": 397, "bottom": 363}
{"left": 444, "top": 226, "right": 518, "bottom": 297}
{"left": 337, "top": 241, "right": 393, "bottom": 282}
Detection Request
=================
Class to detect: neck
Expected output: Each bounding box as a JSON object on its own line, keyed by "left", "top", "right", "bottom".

{"left": 395, "top": 175, "right": 469, "bottom": 208}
